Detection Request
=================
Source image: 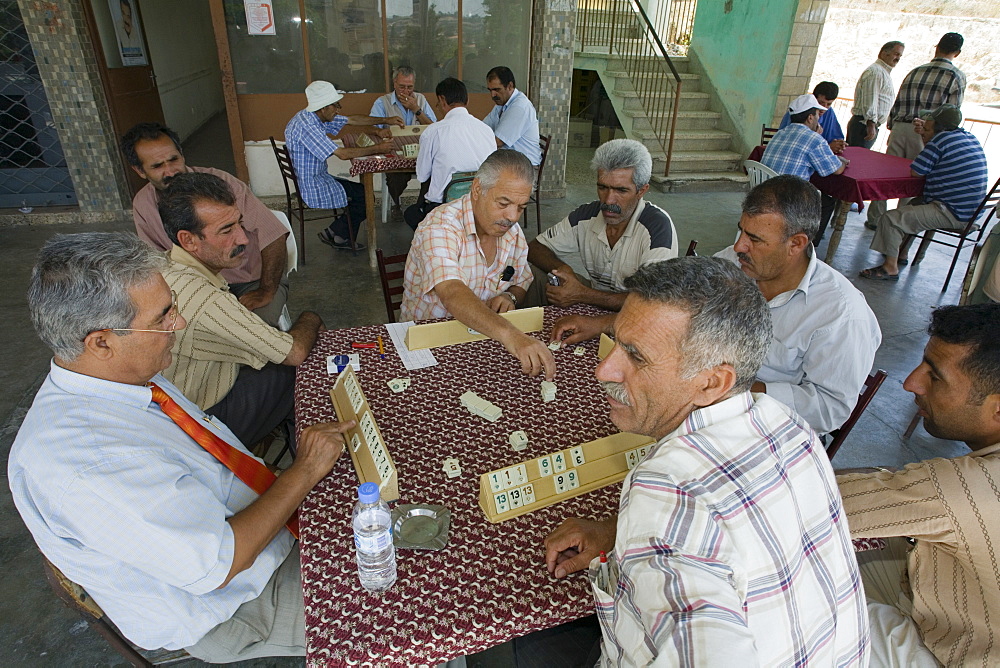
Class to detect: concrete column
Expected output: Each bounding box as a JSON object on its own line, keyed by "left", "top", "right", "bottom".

{"left": 16, "top": 0, "right": 130, "bottom": 218}
{"left": 772, "top": 0, "right": 830, "bottom": 125}
{"left": 529, "top": 0, "right": 577, "bottom": 200}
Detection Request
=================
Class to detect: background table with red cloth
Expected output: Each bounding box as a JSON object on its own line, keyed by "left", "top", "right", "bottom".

{"left": 340, "top": 132, "right": 421, "bottom": 268}
{"left": 294, "top": 305, "right": 620, "bottom": 667}
{"left": 746, "top": 145, "right": 924, "bottom": 261}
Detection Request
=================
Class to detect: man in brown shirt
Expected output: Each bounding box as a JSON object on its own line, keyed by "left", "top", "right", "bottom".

{"left": 123, "top": 122, "right": 290, "bottom": 327}
{"left": 158, "top": 172, "right": 324, "bottom": 449}
{"left": 837, "top": 303, "right": 1000, "bottom": 666}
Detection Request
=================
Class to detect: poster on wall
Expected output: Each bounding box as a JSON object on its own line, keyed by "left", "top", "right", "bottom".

{"left": 109, "top": 0, "right": 148, "bottom": 66}
{"left": 245, "top": 1, "right": 277, "bottom": 36}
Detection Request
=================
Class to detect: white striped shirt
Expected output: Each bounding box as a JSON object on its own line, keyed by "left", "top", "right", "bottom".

{"left": 851, "top": 59, "right": 895, "bottom": 126}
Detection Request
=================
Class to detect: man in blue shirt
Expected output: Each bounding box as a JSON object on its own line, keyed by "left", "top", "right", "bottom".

{"left": 860, "top": 104, "right": 988, "bottom": 281}
{"left": 284, "top": 81, "right": 403, "bottom": 250}
{"left": 778, "top": 81, "right": 846, "bottom": 153}
{"left": 762, "top": 94, "right": 845, "bottom": 243}
{"left": 483, "top": 66, "right": 541, "bottom": 166}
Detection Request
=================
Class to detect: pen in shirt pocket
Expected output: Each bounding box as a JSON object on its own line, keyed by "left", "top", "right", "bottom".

{"left": 496, "top": 265, "right": 514, "bottom": 290}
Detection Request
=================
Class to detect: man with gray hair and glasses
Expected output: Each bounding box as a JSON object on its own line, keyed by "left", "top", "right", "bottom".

{"left": 9, "top": 232, "right": 351, "bottom": 661}
{"left": 527, "top": 138, "right": 677, "bottom": 310}
{"left": 538, "top": 257, "right": 868, "bottom": 666}
{"left": 402, "top": 149, "right": 556, "bottom": 379}
{"left": 553, "top": 175, "right": 881, "bottom": 435}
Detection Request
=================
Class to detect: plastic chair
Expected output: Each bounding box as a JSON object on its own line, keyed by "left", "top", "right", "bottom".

{"left": 41, "top": 556, "right": 189, "bottom": 667}
{"left": 268, "top": 209, "right": 297, "bottom": 332}
{"left": 443, "top": 171, "right": 477, "bottom": 202}
{"left": 907, "top": 176, "right": 1000, "bottom": 292}
{"left": 269, "top": 137, "right": 356, "bottom": 263}
{"left": 376, "top": 249, "right": 408, "bottom": 323}
{"left": 760, "top": 125, "right": 780, "bottom": 146}
{"left": 825, "top": 369, "right": 888, "bottom": 460}
{"left": 744, "top": 160, "right": 779, "bottom": 190}
{"left": 524, "top": 134, "right": 552, "bottom": 234}
{"left": 685, "top": 240, "right": 698, "bottom": 257}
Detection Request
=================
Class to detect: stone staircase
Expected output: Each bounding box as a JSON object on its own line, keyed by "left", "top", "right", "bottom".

{"left": 575, "top": 48, "right": 747, "bottom": 192}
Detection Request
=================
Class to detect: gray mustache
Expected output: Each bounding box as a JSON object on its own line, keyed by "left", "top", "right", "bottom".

{"left": 600, "top": 203, "right": 622, "bottom": 214}
{"left": 600, "top": 381, "right": 631, "bottom": 406}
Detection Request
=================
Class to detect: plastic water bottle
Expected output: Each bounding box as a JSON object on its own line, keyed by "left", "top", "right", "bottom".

{"left": 352, "top": 482, "right": 396, "bottom": 591}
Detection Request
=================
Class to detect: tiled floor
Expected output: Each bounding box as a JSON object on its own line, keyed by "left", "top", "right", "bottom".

{"left": 0, "top": 125, "right": 971, "bottom": 665}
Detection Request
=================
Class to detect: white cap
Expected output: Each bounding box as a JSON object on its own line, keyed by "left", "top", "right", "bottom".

{"left": 305, "top": 81, "right": 344, "bottom": 112}
{"left": 788, "top": 93, "right": 822, "bottom": 115}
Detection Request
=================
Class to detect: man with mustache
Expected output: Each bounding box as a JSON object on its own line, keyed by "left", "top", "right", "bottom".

{"left": 540, "top": 257, "right": 868, "bottom": 666}
{"left": 123, "top": 123, "right": 291, "bottom": 328}
{"left": 483, "top": 66, "right": 541, "bottom": 166}
{"left": 401, "top": 150, "right": 556, "bottom": 379}
{"left": 158, "top": 173, "right": 325, "bottom": 449}
{"left": 552, "top": 176, "right": 880, "bottom": 436}
{"left": 527, "top": 139, "right": 677, "bottom": 310}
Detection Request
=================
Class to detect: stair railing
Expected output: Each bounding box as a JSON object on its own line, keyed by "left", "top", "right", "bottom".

{"left": 577, "top": 0, "right": 685, "bottom": 176}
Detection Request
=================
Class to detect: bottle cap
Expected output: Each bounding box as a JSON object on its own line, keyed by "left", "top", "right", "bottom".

{"left": 358, "top": 482, "right": 380, "bottom": 504}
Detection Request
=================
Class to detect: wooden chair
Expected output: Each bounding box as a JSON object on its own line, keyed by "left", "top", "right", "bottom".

{"left": 41, "top": 557, "right": 189, "bottom": 667}
{"left": 825, "top": 369, "right": 888, "bottom": 460}
{"left": 906, "top": 176, "right": 1000, "bottom": 292}
{"left": 524, "top": 134, "right": 552, "bottom": 234}
{"left": 760, "top": 124, "right": 780, "bottom": 146}
{"left": 685, "top": 240, "right": 698, "bottom": 257}
{"left": 743, "top": 160, "right": 779, "bottom": 189}
{"left": 269, "top": 137, "right": 356, "bottom": 263}
{"left": 443, "top": 171, "right": 476, "bottom": 202}
{"left": 376, "top": 249, "right": 408, "bottom": 323}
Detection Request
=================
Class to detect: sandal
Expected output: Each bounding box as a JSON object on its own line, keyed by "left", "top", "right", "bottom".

{"left": 859, "top": 266, "right": 900, "bottom": 281}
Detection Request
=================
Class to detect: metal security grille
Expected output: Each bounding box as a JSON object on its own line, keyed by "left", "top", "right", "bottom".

{"left": 0, "top": 1, "right": 77, "bottom": 208}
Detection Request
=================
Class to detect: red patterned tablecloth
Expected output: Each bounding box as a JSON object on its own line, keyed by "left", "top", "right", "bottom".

{"left": 342, "top": 133, "right": 420, "bottom": 177}
{"left": 295, "top": 306, "right": 619, "bottom": 667}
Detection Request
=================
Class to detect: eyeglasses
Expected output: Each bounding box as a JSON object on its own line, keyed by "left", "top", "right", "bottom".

{"left": 88, "top": 291, "right": 182, "bottom": 337}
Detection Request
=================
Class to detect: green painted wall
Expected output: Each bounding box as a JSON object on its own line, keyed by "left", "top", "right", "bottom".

{"left": 690, "top": 0, "right": 798, "bottom": 154}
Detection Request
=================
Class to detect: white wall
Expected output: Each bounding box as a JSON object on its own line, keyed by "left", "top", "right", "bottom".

{"left": 138, "top": 0, "right": 224, "bottom": 140}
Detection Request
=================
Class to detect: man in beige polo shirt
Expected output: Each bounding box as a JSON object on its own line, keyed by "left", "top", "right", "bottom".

{"left": 158, "top": 172, "right": 324, "bottom": 449}
{"left": 837, "top": 302, "right": 1000, "bottom": 666}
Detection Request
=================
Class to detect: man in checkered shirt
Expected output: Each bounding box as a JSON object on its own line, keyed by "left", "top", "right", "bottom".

{"left": 401, "top": 149, "right": 556, "bottom": 379}
{"left": 538, "top": 257, "right": 868, "bottom": 667}
{"left": 866, "top": 32, "right": 966, "bottom": 230}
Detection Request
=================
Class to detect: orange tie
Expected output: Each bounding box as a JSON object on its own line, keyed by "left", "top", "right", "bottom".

{"left": 148, "top": 382, "right": 299, "bottom": 539}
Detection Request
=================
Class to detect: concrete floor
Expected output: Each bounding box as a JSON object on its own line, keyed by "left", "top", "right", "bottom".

{"left": 0, "top": 125, "right": 970, "bottom": 666}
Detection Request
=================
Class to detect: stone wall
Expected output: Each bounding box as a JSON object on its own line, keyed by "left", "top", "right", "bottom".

{"left": 772, "top": 0, "right": 830, "bottom": 125}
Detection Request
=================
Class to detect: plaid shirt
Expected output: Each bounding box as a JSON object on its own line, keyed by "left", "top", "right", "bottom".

{"left": 283, "top": 109, "right": 350, "bottom": 209}
{"left": 400, "top": 194, "right": 531, "bottom": 321}
{"left": 592, "top": 392, "right": 869, "bottom": 667}
{"left": 762, "top": 123, "right": 843, "bottom": 180}
{"left": 889, "top": 58, "right": 966, "bottom": 124}
{"left": 851, "top": 59, "right": 896, "bottom": 126}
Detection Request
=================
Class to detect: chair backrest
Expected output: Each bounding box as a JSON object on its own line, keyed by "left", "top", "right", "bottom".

{"left": 537, "top": 134, "right": 552, "bottom": 181}
{"left": 444, "top": 171, "right": 476, "bottom": 202}
{"left": 760, "top": 125, "right": 779, "bottom": 146}
{"left": 744, "top": 160, "right": 778, "bottom": 189}
{"left": 825, "top": 369, "right": 888, "bottom": 459}
{"left": 269, "top": 209, "right": 298, "bottom": 276}
{"left": 376, "top": 248, "right": 408, "bottom": 323}
{"left": 269, "top": 137, "right": 301, "bottom": 203}
{"left": 966, "top": 176, "right": 1000, "bottom": 229}
{"left": 685, "top": 240, "right": 698, "bottom": 257}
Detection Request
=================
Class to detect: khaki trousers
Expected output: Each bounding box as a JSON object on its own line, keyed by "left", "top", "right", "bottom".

{"left": 870, "top": 201, "right": 961, "bottom": 260}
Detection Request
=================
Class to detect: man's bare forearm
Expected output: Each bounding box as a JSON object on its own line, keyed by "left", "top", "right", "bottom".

{"left": 258, "top": 236, "right": 287, "bottom": 294}
{"left": 435, "top": 280, "right": 522, "bottom": 345}
{"left": 527, "top": 240, "right": 570, "bottom": 274}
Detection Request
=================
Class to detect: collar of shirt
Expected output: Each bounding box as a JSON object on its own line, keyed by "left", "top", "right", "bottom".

{"left": 443, "top": 106, "right": 471, "bottom": 121}
{"left": 665, "top": 390, "right": 756, "bottom": 443}
{"left": 169, "top": 245, "right": 228, "bottom": 290}
{"left": 875, "top": 59, "right": 893, "bottom": 74}
{"left": 768, "top": 245, "right": 818, "bottom": 308}
{"left": 500, "top": 89, "right": 522, "bottom": 114}
{"left": 585, "top": 199, "right": 646, "bottom": 247}
{"left": 48, "top": 359, "right": 159, "bottom": 410}
{"left": 969, "top": 442, "right": 1000, "bottom": 458}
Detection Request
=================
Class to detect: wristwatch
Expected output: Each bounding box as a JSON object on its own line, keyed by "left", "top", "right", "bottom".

{"left": 414, "top": 109, "right": 422, "bottom": 117}
{"left": 502, "top": 291, "right": 517, "bottom": 306}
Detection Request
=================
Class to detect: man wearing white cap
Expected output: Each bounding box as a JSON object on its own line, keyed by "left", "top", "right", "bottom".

{"left": 284, "top": 81, "right": 404, "bottom": 250}
{"left": 762, "top": 93, "right": 846, "bottom": 243}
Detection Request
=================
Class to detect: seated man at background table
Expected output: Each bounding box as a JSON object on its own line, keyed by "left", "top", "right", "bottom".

{"left": 837, "top": 303, "right": 1000, "bottom": 666}
{"left": 284, "top": 80, "right": 403, "bottom": 250}
{"left": 401, "top": 149, "right": 555, "bottom": 379}
{"left": 159, "top": 173, "right": 325, "bottom": 449}
{"left": 123, "top": 122, "right": 289, "bottom": 328}
{"left": 483, "top": 66, "right": 541, "bottom": 166}
{"left": 860, "top": 104, "right": 987, "bottom": 281}
{"left": 370, "top": 66, "right": 437, "bottom": 212}
{"left": 778, "top": 81, "right": 846, "bottom": 152}
{"left": 540, "top": 257, "right": 868, "bottom": 667}
{"left": 527, "top": 138, "right": 677, "bottom": 310}
{"left": 763, "top": 93, "right": 846, "bottom": 244}
{"left": 9, "top": 232, "right": 350, "bottom": 662}
{"left": 552, "top": 176, "right": 881, "bottom": 436}
{"left": 402, "top": 77, "right": 496, "bottom": 231}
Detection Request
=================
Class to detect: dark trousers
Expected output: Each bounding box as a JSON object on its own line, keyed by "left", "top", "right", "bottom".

{"left": 206, "top": 363, "right": 295, "bottom": 450}
{"left": 846, "top": 115, "right": 877, "bottom": 149}
{"left": 403, "top": 198, "right": 441, "bottom": 230}
{"left": 323, "top": 178, "right": 366, "bottom": 240}
{"left": 815, "top": 193, "right": 838, "bottom": 245}
{"left": 385, "top": 172, "right": 414, "bottom": 205}
{"left": 512, "top": 615, "right": 602, "bottom": 668}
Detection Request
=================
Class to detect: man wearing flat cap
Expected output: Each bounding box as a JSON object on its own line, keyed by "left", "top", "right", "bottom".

{"left": 284, "top": 81, "right": 404, "bottom": 250}
{"left": 860, "top": 104, "right": 987, "bottom": 281}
